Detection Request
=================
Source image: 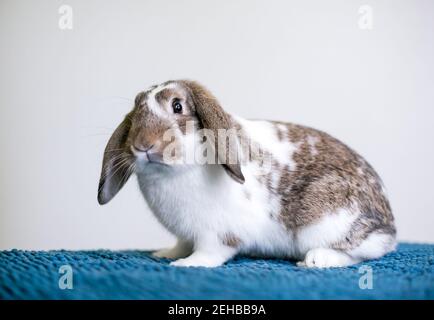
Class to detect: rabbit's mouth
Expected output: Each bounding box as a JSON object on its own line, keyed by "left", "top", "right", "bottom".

{"left": 131, "top": 145, "right": 170, "bottom": 167}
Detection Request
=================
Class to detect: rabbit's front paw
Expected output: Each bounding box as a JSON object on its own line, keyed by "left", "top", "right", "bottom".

{"left": 170, "top": 256, "right": 223, "bottom": 268}
{"left": 170, "top": 248, "right": 236, "bottom": 268}
{"left": 297, "top": 248, "right": 356, "bottom": 268}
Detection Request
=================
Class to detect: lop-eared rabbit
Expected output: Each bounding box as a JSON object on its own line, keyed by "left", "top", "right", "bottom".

{"left": 98, "top": 80, "right": 396, "bottom": 268}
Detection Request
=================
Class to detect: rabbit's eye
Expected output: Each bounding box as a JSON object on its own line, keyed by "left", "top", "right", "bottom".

{"left": 172, "top": 99, "right": 183, "bottom": 114}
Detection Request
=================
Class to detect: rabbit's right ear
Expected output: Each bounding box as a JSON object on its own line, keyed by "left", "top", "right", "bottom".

{"left": 97, "top": 114, "right": 133, "bottom": 205}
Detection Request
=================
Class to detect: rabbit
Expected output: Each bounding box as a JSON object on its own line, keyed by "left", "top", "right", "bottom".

{"left": 97, "top": 80, "right": 396, "bottom": 268}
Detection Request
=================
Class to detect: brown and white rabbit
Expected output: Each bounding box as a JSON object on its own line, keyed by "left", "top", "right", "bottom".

{"left": 98, "top": 80, "right": 396, "bottom": 268}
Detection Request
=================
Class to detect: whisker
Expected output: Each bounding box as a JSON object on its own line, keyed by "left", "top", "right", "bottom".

{"left": 107, "top": 152, "right": 130, "bottom": 161}
{"left": 100, "top": 154, "right": 133, "bottom": 181}
{"left": 116, "top": 162, "right": 136, "bottom": 192}
{"left": 98, "top": 157, "right": 134, "bottom": 193}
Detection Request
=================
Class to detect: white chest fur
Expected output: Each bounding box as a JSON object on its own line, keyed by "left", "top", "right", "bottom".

{"left": 136, "top": 163, "right": 296, "bottom": 258}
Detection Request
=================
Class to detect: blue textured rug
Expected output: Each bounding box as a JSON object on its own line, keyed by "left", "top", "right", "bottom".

{"left": 0, "top": 243, "right": 433, "bottom": 299}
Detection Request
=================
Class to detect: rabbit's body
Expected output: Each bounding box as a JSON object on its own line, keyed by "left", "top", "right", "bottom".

{"left": 137, "top": 161, "right": 298, "bottom": 261}
{"left": 98, "top": 80, "right": 396, "bottom": 268}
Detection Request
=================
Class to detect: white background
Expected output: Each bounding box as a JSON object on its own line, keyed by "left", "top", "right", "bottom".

{"left": 1, "top": 0, "right": 433, "bottom": 250}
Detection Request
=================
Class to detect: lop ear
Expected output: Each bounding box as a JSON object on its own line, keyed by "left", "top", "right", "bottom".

{"left": 182, "top": 80, "right": 245, "bottom": 184}
{"left": 98, "top": 114, "right": 134, "bottom": 205}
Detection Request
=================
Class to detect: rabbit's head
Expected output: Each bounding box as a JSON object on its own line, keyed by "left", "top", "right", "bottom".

{"left": 97, "top": 80, "right": 245, "bottom": 205}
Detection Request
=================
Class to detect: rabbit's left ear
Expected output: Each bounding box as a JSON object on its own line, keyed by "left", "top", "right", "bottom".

{"left": 182, "top": 80, "right": 245, "bottom": 184}
{"left": 98, "top": 114, "right": 134, "bottom": 205}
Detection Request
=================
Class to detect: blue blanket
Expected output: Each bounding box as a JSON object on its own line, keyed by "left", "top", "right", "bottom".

{"left": 0, "top": 243, "right": 433, "bottom": 299}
